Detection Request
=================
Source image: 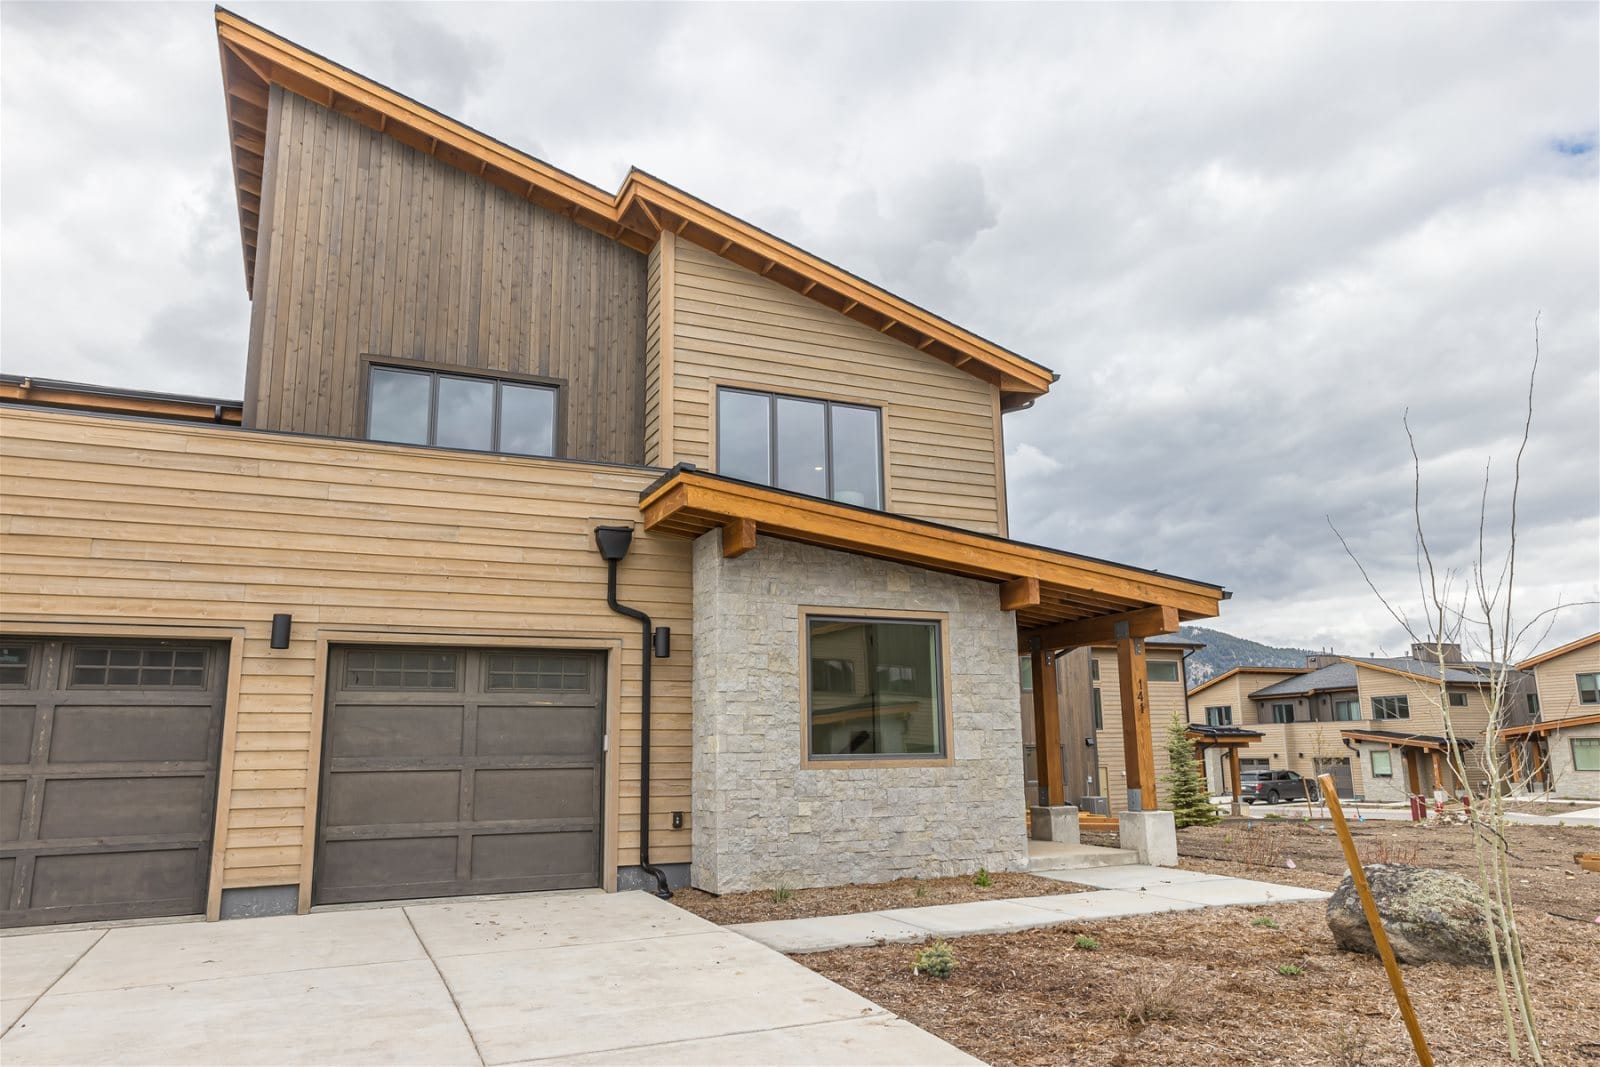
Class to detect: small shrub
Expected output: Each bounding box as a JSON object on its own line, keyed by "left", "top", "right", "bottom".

{"left": 1319, "top": 1026, "right": 1374, "bottom": 1067}
{"left": 770, "top": 883, "right": 793, "bottom": 904}
{"left": 913, "top": 882, "right": 928, "bottom": 899}
{"left": 1252, "top": 916, "right": 1279, "bottom": 929}
{"left": 1360, "top": 839, "right": 1420, "bottom": 867}
{"left": 913, "top": 940, "right": 957, "bottom": 979}
{"left": 1264, "top": 813, "right": 1284, "bottom": 820}
{"left": 973, "top": 868, "right": 993, "bottom": 888}
{"left": 1119, "top": 974, "right": 1184, "bottom": 1029}
{"left": 1277, "top": 963, "right": 1304, "bottom": 977}
{"left": 1073, "top": 934, "right": 1099, "bottom": 951}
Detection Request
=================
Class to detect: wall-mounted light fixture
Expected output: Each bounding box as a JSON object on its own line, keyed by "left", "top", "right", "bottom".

{"left": 653, "top": 627, "right": 671, "bottom": 659}
{"left": 270, "top": 613, "right": 292, "bottom": 649}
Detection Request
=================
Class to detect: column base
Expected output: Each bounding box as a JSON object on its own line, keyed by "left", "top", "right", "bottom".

{"left": 1118, "top": 809, "right": 1178, "bottom": 866}
{"left": 1029, "top": 805, "right": 1080, "bottom": 844}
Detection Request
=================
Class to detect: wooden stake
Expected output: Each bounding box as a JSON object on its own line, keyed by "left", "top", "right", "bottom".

{"left": 1319, "top": 773, "right": 1434, "bottom": 1067}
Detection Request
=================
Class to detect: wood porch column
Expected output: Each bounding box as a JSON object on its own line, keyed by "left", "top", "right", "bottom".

{"left": 1229, "top": 745, "right": 1243, "bottom": 812}
{"left": 1405, "top": 749, "right": 1422, "bottom": 795}
{"left": 1116, "top": 633, "right": 1156, "bottom": 811}
{"left": 1430, "top": 750, "right": 1445, "bottom": 795}
{"left": 1028, "top": 642, "right": 1064, "bottom": 806}
{"left": 1508, "top": 742, "right": 1523, "bottom": 787}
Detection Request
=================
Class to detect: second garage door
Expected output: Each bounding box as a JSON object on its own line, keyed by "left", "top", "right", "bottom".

{"left": 315, "top": 646, "right": 605, "bottom": 905}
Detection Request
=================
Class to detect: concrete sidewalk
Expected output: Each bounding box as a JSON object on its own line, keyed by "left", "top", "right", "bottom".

{"left": 730, "top": 866, "right": 1328, "bottom": 954}
{"left": 1, "top": 891, "right": 977, "bottom": 1066}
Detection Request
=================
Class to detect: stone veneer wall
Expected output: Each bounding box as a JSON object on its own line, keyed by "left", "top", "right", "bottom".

{"left": 690, "top": 533, "right": 1028, "bottom": 893}
{"left": 1545, "top": 724, "right": 1600, "bottom": 800}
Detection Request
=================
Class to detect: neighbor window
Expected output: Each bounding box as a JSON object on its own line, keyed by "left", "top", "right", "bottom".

{"left": 1448, "top": 691, "right": 1469, "bottom": 707}
{"left": 1526, "top": 693, "right": 1541, "bottom": 720}
{"left": 1271, "top": 703, "right": 1295, "bottom": 724}
{"left": 1334, "top": 699, "right": 1360, "bottom": 721}
{"left": 1370, "top": 749, "right": 1394, "bottom": 777}
{"left": 1573, "top": 738, "right": 1600, "bottom": 772}
{"left": 1205, "top": 705, "right": 1232, "bottom": 726}
{"left": 1092, "top": 688, "right": 1104, "bottom": 730}
{"left": 1018, "top": 656, "right": 1033, "bottom": 692}
{"left": 717, "top": 388, "right": 883, "bottom": 508}
{"left": 1091, "top": 658, "right": 1100, "bottom": 681}
{"left": 367, "top": 364, "right": 558, "bottom": 457}
{"left": 1147, "top": 660, "right": 1181, "bottom": 683}
{"left": 1372, "top": 695, "right": 1411, "bottom": 720}
{"left": 1578, "top": 673, "right": 1600, "bottom": 705}
{"left": 807, "top": 616, "right": 943, "bottom": 760}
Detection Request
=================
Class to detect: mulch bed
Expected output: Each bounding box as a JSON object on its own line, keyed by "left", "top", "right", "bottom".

{"left": 803, "top": 900, "right": 1600, "bottom": 1066}
{"left": 672, "top": 872, "right": 1087, "bottom": 925}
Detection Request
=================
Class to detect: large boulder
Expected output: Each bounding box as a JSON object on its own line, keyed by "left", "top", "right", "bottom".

{"left": 1326, "top": 863, "right": 1500, "bottom": 967}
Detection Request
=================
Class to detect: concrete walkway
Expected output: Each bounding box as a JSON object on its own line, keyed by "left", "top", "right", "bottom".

{"left": 731, "top": 865, "right": 1328, "bottom": 954}
{"left": 0, "top": 890, "right": 976, "bottom": 1066}
{"left": 1218, "top": 799, "right": 1600, "bottom": 827}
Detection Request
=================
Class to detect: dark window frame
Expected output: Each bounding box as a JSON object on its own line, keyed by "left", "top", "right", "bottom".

{"left": 1333, "top": 698, "right": 1361, "bottom": 721}
{"left": 1091, "top": 688, "right": 1103, "bottom": 730}
{"left": 715, "top": 386, "right": 885, "bottom": 509}
{"left": 359, "top": 355, "right": 567, "bottom": 458}
{"left": 1526, "top": 692, "right": 1541, "bottom": 720}
{"left": 1447, "top": 691, "right": 1469, "bottom": 707}
{"left": 803, "top": 613, "right": 948, "bottom": 765}
{"left": 1205, "top": 705, "right": 1232, "bottom": 726}
{"left": 1578, "top": 672, "right": 1600, "bottom": 705}
{"left": 1372, "top": 695, "right": 1411, "bottom": 721}
{"left": 1270, "top": 702, "right": 1295, "bottom": 724}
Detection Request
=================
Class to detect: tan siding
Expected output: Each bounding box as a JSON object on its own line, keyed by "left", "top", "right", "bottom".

{"left": 1531, "top": 642, "right": 1600, "bottom": 722}
{"left": 668, "top": 241, "right": 1003, "bottom": 533}
{"left": 248, "top": 90, "right": 647, "bottom": 464}
{"left": 0, "top": 409, "right": 694, "bottom": 896}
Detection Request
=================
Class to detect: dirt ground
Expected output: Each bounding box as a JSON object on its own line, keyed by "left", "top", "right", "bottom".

{"left": 673, "top": 871, "right": 1085, "bottom": 925}
{"left": 801, "top": 820, "right": 1600, "bottom": 1066}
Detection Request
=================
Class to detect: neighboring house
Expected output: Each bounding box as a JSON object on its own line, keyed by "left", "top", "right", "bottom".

{"left": 1185, "top": 665, "right": 1313, "bottom": 792}
{"left": 0, "top": 12, "right": 1225, "bottom": 929}
{"left": 1503, "top": 632, "right": 1600, "bottom": 800}
{"left": 1021, "top": 636, "right": 1199, "bottom": 814}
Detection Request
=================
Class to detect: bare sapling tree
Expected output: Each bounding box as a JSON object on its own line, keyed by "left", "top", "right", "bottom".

{"left": 1328, "top": 316, "right": 1587, "bottom": 1065}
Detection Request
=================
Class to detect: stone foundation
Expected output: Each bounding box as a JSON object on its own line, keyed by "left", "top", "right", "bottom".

{"left": 690, "top": 533, "right": 1028, "bottom": 893}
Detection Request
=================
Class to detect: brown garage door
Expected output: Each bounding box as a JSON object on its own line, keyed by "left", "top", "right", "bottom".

{"left": 314, "top": 646, "right": 604, "bottom": 905}
{"left": 1, "top": 638, "right": 227, "bottom": 928}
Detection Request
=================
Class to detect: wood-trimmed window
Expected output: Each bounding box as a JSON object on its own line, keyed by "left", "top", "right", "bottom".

{"left": 803, "top": 613, "right": 948, "bottom": 765}
{"left": 1148, "top": 660, "right": 1181, "bottom": 683}
{"left": 716, "top": 387, "right": 883, "bottom": 509}
{"left": 365, "top": 360, "right": 561, "bottom": 457}
{"left": 1205, "top": 705, "right": 1232, "bottom": 726}
{"left": 1372, "top": 695, "right": 1410, "bottom": 721}
{"left": 1578, "top": 672, "right": 1600, "bottom": 705}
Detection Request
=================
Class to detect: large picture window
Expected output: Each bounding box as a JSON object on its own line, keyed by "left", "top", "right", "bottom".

{"left": 367, "top": 363, "right": 559, "bottom": 457}
{"left": 717, "top": 388, "right": 883, "bottom": 509}
{"left": 806, "top": 616, "right": 944, "bottom": 761}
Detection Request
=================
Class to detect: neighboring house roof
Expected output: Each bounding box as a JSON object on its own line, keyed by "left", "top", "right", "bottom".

{"left": 1250, "top": 662, "right": 1359, "bottom": 698}
{"left": 1515, "top": 632, "right": 1600, "bottom": 671}
{"left": 1188, "top": 665, "right": 1311, "bottom": 698}
{"left": 1499, "top": 711, "right": 1600, "bottom": 738}
{"left": 1350, "top": 657, "right": 1487, "bottom": 686}
{"left": 1087, "top": 633, "right": 1204, "bottom": 651}
{"left": 213, "top": 10, "right": 1056, "bottom": 409}
{"left": 1340, "top": 729, "right": 1475, "bottom": 751}
{"left": 1186, "top": 724, "right": 1265, "bottom": 740}
{"left": 0, "top": 374, "right": 243, "bottom": 425}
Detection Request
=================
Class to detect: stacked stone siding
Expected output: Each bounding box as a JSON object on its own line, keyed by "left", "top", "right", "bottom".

{"left": 691, "top": 533, "right": 1028, "bottom": 893}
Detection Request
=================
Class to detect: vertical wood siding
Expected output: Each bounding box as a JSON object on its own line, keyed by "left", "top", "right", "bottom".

{"left": 668, "top": 241, "right": 1004, "bottom": 533}
{"left": 245, "top": 88, "right": 648, "bottom": 464}
{"left": 0, "top": 409, "right": 693, "bottom": 892}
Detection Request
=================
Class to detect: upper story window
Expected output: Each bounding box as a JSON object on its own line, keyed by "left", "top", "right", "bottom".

{"left": 1147, "top": 660, "right": 1181, "bottom": 683}
{"left": 1270, "top": 702, "right": 1295, "bottom": 724}
{"left": 1091, "top": 688, "right": 1104, "bottom": 730}
{"left": 1205, "top": 705, "right": 1232, "bottom": 726}
{"left": 716, "top": 387, "right": 883, "bottom": 509}
{"left": 1578, "top": 672, "right": 1600, "bottom": 705}
{"left": 1526, "top": 693, "right": 1541, "bottom": 720}
{"left": 1334, "top": 699, "right": 1361, "bottom": 721}
{"left": 1372, "top": 695, "right": 1410, "bottom": 720}
{"left": 367, "top": 363, "right": 559, "bottom": 457}
{"left": 1447, "top": 691, "right": 1469, "bottom": 707}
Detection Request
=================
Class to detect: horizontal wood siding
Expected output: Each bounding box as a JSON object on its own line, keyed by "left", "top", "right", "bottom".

{"left": 1092, "top": 648, "right": 1187, "bottom": 814}
{"left": 669, "top": 241, "right": 1003, "bottom": 533}
{"left": 1533, "top": 645, "right": 1600, "bottom": 723}
{"left": 0, "top": 409, "right": 693, "bottom": 892}
{"left": 248, "top": 87, "right": 648, "bottom": 464}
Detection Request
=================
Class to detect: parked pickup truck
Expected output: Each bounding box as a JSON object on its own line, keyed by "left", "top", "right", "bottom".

{"left": 1240, "top": 770, "right": 1319, "bottom": 804}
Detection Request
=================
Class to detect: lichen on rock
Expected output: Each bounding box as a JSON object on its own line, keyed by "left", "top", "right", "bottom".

{"left": 1326, "top": 863, "right": 1503, "bottom": 968}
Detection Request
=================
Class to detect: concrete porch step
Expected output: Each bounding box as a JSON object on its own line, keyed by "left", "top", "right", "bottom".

{"left": 1026, "top": 841, "right": 1142, "bottom": 873}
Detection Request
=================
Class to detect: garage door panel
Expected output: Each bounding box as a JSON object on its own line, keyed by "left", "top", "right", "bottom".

{"left": 316, "top": 646, "right": 604, "bottom": 905}
{"left": 29, "top": 849, "right": 201, "bottom": 911}
{"left": 0, "top": 856, "right": 14, "bottom": 902}
{"left": 472, "top": 831, "right": 597, "bottom": 884}
{"left": 1, "top": 780, "right": 24, "bottom": 841}
{"left": 38, "top": 777, "right": 211, "bottom": 839}
{"left": 320, "top": 836, "right": 458, "bottom": 896}
{"left": 48, "top": 704, "right": 216, "bottom": 764}
{"left": 324, "top": 769, "right": 460, "bottom": 827}
{"left": 477, "top": 706, "right": 600, "bottom": 757}
{"left": 326, "top": 704, "right": 464, "bottom": 759}
{"left": 1, "top": 703, "right": 36, "bottom": 761}
{"left": 473, "top": 768, "right": 597, "bottom": 822}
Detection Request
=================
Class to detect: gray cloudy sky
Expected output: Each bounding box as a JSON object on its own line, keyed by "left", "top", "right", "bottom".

{"left": 2, "top": 2, "right": 1597, "bottom": 657}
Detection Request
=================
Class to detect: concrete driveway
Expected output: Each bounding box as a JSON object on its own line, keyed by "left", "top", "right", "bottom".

{"left": 0, "top": 891, "right": 976, "bottom": 1066}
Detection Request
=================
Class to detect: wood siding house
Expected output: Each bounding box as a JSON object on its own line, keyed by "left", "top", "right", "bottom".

{"left": 0, "top": 11, "right": 1224, "bottom": 928}
{"left": 1504, "top": 633, "right": 1600, "bottom": 800}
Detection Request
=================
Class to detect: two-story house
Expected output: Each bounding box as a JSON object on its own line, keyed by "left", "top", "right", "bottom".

{"left": 1502, "top": 632, "right": 1600, "bottom": 800}
{"left": 0, "top": 11, "right": 1225, "bottom": 929}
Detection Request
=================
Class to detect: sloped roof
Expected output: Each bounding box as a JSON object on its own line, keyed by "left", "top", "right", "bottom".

{"left": 1250, "top": 662, "right": 1358, "bottom": 697}
{"left": 1353, "top": 657, "right": 1487, "bottom": 685}
{"left": 1515, "top": 632, "right": 1600, "bottom": 671}
{"left": 1188, "top": 665, "right": 1310, "bottom": 698}
{"left": 213, "top": 9, "right": 1056, "bottom": 409}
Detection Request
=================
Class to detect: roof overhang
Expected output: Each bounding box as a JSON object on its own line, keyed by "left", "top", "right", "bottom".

{"left": 1498, "top": 711, "right": 1600, "bottom": 738}
{"left": 0, "top": 375, "right": 242, "bottom": 425}
{"left": 1186, "top": 726, "right": 1263, "bottom": 747}
{"left": 637, "top": 468, "right": 1225, "bottom": 645}
{"left": 1339, "top": 729, "right": 1474, "bottom": 752}
{"left": 1514, "top": 632, "right": 1600, "bottom": 672}
{"left": 213, "top": 9, "right": 1055, "bottom": 410}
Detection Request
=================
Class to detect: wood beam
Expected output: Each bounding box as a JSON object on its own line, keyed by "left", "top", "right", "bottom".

{"left": 1229, "top": 746, "right": 1243, "bottom": 813}
{"left": 721, "top": 518, "right": 757, "bottom": 559}
{"left": 1508, "top": 742, "right": 1522, "bottom": 786}
{"left": 1019, "top": 605, "right": 1179, "bottom": 654}
{"left": 1117, "top": 636, "right": 1157, "bottom": 811}
{"left": 999, "top": 576, "right": 1041, "bottom": 612}
{"left": 1405, "top": 750, "right": 1422, "bottom": 795}
{"left": 1029, "top": 644, "right": 1065, "bottom": 806}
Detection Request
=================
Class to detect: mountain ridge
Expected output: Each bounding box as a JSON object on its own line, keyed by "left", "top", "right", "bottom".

{"left": 1179, "top": 626, "right": 1317, "bottom": 688}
